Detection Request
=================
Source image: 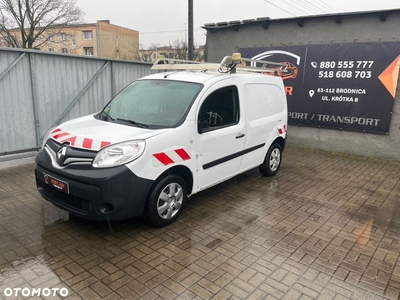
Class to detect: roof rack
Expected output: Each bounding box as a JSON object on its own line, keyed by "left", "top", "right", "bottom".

{"left": 151, "top": 53, "right": 288, "bottom": 74}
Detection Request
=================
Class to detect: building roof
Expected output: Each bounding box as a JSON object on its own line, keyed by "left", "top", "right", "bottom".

{"left": 202, "top": 8, "right": 400, "bottom": 31}
{"left": 8, "top": 20, "right": 138, "bottom": 32}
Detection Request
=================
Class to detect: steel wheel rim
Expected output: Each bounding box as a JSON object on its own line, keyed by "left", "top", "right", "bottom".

{"left": 269, "top": 148, "right": 281, "bottom": 172}
{"left": 157, "top": 183, "right": 183, "bottom": 220}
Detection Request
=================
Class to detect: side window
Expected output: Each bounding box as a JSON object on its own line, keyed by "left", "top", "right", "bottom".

{"left": 198, "top": 86, "right": 239, "bottom": 133}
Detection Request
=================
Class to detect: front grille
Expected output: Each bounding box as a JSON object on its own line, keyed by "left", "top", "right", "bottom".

{"left": 46, "top": 139, "right": 96, "bottom": 166}
{"left": 40, "top": 183, "right": 90, "bottom": 213}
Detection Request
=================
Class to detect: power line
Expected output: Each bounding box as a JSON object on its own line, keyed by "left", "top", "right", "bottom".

{"left": 283, "top": 0, "right": 314, "bottom": 15}
{"left": 264, "top": 0, "right": 298, "bottom": 17}
{"left": 298, "top": 0, "right": 329, "bottom": 14}
{"left": 140, "top": 34, "right": 204, "bottom": 39}
{"left": 140, "top": 28, "right": 204, "bottom": 35}
{"left": 264, "top": 0, "right": 340, "bottom": 17}
{"left": 319, "top": 0, "right": 340, "bottom": 13}
{"left": 303, "top": 0, "right": 335, "bottom": 14}
{"left": 294, "top": 1, "right": 321, "bottom": 15}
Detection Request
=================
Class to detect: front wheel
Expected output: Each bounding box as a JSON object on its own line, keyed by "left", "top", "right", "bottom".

{"left": 258, "top": 143, "right": 282, "bottom": 176}
{"left": 144, "top": 175, "right": 187, "bottom": 227}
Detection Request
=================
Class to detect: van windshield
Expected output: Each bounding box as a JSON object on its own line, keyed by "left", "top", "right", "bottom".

{"left": 99, "top": 80, "right": 203, "bottom": 129}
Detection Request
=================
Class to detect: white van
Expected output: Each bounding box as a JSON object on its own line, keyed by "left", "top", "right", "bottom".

{"left": 35, "top": 54, "right": 288, "bottom": 227}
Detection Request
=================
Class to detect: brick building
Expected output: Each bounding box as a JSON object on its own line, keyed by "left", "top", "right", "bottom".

{"left": 1, "top": 20, "right": 139, "bottom": 60}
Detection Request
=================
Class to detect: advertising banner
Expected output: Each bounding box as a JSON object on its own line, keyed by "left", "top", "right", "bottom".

{"left": 240, "top": 42, "right": 400, "bottom": 134}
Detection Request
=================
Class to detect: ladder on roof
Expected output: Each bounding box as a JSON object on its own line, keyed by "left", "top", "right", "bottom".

{"left": 151, "top": 53, "right": 288, "bottom": 74}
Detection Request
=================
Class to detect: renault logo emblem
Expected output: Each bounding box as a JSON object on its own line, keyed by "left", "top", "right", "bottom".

{"left": 57, "top": 145, "right": 68, "bottom": 165}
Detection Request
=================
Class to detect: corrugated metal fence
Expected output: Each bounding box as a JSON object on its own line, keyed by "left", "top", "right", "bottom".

{"left": 0, "top": 48, "right": 152, "bottom": 155}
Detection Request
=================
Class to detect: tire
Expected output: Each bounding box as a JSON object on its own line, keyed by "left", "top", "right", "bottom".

{"left": 258, "top": 143, "right": 282, "bottom": 176}
{"left": 144, "top": 175, "right": 187, "bottom": 227}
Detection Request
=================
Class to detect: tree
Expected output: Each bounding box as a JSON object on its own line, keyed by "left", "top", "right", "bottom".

{"left": 169, "top": 40, "right": 188, "bottom": 60}
{"left": 169, "top": 40, "right": 205, "bottom": 61}
{"left": 0, "top": 0, "right": 84, "bottom": 49}
{"left": 138, "top": 43, "right": 159, "bottom": 62}
{"left": 127, "top": 42, "right": 143, "bottom": 61}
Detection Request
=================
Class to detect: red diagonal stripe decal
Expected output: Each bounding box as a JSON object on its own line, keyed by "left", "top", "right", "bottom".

{"left": 153, "top": 153, "right": 175, "bottom": 165}
{"left": 100, "top": 141, "right": 111, "bottom": 148}
{"left": 51, "top": 128, "right": 62, "bottom": 134}
{"left": 175, "top": 148, "right": 191, "bottom": 161}
{"left": 53, "top": 132, "right": 70, "bottom": 140}
{"left": 61, "top": 136, "right": 77, "bottom": 146}
{"left": 83, "top": 138, "right": 93, "bottom": 149}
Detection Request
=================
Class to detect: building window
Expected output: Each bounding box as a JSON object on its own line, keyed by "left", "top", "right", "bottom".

{"left": 153, "top": 54, "right": 156, "bottom": 59}
{"left": 116, "top": 50, "right": 120, "bottom": 59}
{"left": 48, "top": 48, "right": 54, "bottom": 52}
{"left": 61, "top": 48, "right": 68, "bottom": 53}
{"left": 72, "top": 39, "right": 76, "bottom": 46}
{"left": 48, "top": 34, "right": 54, "bottom": 42}
{"left": 116, "top": 35, "right": 119, "bottom": 45}
{"left": 61, "top": 33, "right": 67, "bottom": 41}
{"left": 84, "top": 47, "right": 93, "bottom": 56}
{"left": 83, "top": 31, "right": 93, "bottom": 40}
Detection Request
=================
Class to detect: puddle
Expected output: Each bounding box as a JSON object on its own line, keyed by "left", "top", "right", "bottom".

{"left": 205, "top": 238, "right": 223, "bottom": 249}
{"left": 0, "top": 256, "right": 72, "bottom": 298}
{"left": 41, "top": 203, "right": 70, "bottom": 226}
{"left": 0, "top": 198, "right": 77, "bottom": 298}
{"left": 242, "top": 214, "right": 259, "bottom": 225}
{"left": 344, "top": 203, "right": 397, "bottom": 246}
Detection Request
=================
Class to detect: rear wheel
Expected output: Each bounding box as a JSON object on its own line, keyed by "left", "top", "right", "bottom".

{"left": 258, "top": 143, "right": 282, "bottom": 176}
{"left": 144, "top": 175, "right": 187, "bottom": 227}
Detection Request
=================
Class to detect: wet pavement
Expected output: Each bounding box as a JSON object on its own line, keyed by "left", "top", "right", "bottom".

{"left": 1, "top": 145, "right": 400, "bottom": 299}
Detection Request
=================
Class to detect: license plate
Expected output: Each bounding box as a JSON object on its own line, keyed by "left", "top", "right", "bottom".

{"left": 43, "top": 173, "right": 69, "bottom": 194}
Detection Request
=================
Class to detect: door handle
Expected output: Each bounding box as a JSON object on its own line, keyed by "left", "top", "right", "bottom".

{"left": 236, "top": 133, "right": 245, "bottom": 139}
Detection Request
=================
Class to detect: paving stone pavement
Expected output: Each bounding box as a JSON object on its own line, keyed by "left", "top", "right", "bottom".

{"left": 0, "top": 145, "right": 400, "bottom": 300}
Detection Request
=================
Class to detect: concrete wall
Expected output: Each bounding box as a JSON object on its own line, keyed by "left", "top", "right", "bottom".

{"left": 205, "top": 10, "right": 400, "bottom": 161}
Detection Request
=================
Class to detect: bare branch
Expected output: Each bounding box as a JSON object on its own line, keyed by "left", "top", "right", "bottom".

{"left": 0, "top": 0, "right": 83, "bottom": 48}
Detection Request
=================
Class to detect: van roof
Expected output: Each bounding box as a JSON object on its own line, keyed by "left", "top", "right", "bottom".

{"left": 140, "top": 71, "right": 224, "bottom": 84}
{"left": 140, "top": 71, "right": 283, "bottom": 85}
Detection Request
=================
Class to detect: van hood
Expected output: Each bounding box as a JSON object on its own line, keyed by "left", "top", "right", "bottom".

{"left": 49, "top": 115, "right": 171, "bottom": 151}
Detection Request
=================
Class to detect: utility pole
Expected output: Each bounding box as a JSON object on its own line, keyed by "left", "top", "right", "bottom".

{"left": 188, "top": 0, "right": 194, "bottom": 60}
{"left": 184, "top": 23, "right": 187, "bottom": 43}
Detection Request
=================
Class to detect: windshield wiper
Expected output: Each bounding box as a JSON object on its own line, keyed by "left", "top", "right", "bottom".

{"left": 116, "top": 118, "right": 149, "bottom": 128}
{"left": 101, "top": 111, "right": 115, "bottom": 122}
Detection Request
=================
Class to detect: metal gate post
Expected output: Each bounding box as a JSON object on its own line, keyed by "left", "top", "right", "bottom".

{"left": 28, "top": 53, "right": 42, "bottom": 147}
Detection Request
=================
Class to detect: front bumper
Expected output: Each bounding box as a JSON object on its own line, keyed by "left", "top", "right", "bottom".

{"left": 35, "top": 148, "right": 153, "bottom": 221}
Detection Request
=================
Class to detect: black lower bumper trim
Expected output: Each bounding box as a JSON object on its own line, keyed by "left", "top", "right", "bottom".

{"left": 35, "top": 149, "right": 154, "bottom": 221}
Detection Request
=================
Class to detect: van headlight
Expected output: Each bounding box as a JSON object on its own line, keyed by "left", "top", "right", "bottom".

{"left": 92, "top": 140, "right": 145, "bottom": 168}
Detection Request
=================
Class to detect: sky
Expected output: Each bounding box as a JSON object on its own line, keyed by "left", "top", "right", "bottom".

{"left": 75, "top": 0, "right": 400, "bottom": 48}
